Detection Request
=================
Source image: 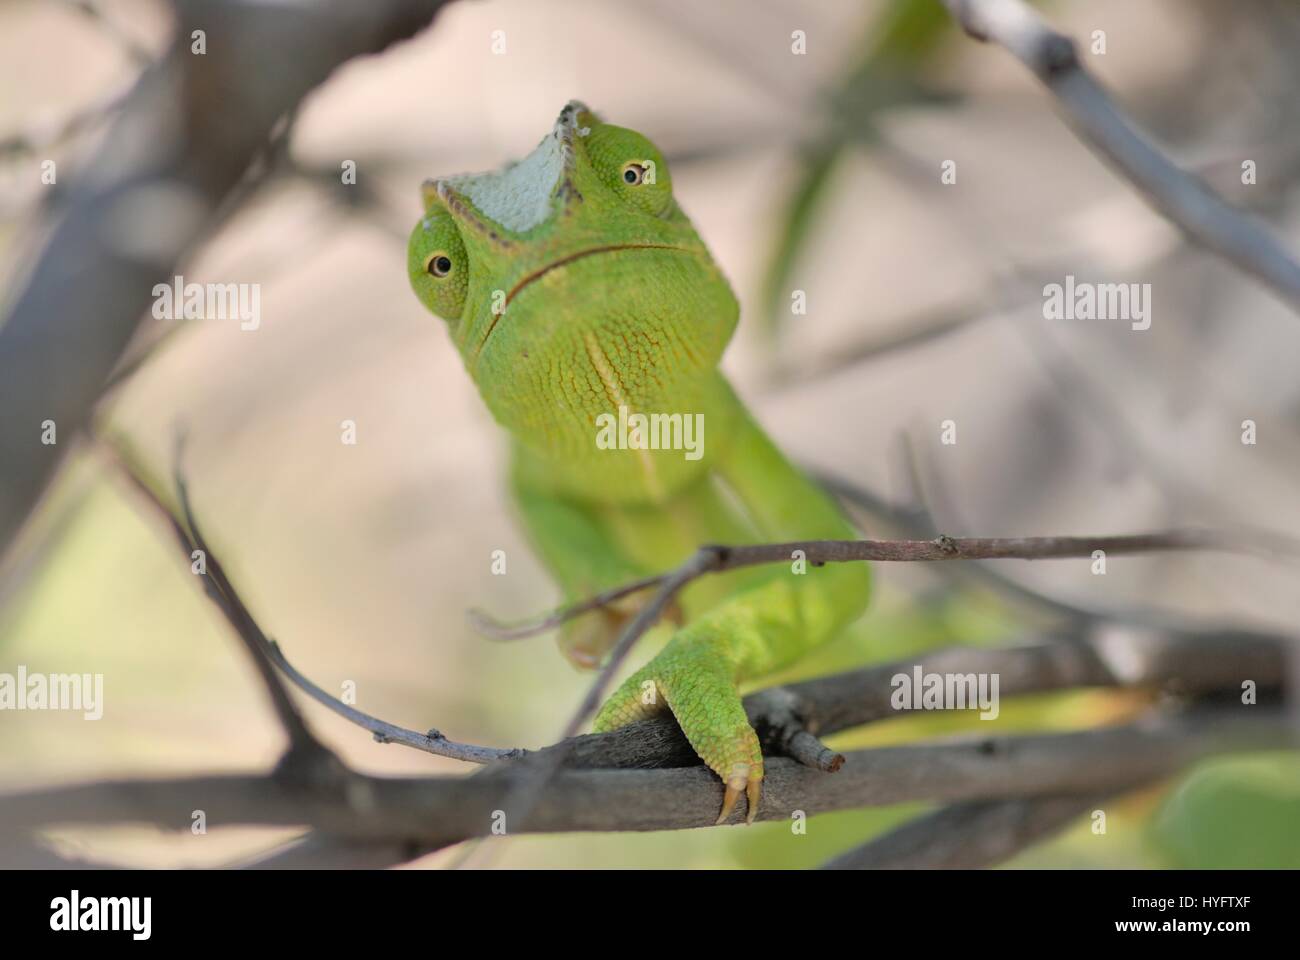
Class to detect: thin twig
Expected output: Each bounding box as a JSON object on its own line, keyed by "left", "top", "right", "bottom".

{"left": 815, "top": 466, "right": 1100, "bottom": 624}
{"left": 264, "top": 639, "right": 524, "bottom": 764}
{"left": 557, "top": 552, "right": 724, "bottom": 743}
{"left": 939, "top": 0, "right": 1300, "bottom": 311}
{"left": 467, "top": 573, "right": 664, "bottom": 641}
{"left": 454, "top": 549, "right": 726, "bottom": 867}
{"left": 471, "top": 529, "right": 1262, "bottom": 642}
{"left": 98, "top": 435, "right": 325, "bottom": 761}
{"left": 99, "top": 434, "right": 521, "bottom": 766}
{"left": 172, "top": 444, "right": 327, "bottom": 760}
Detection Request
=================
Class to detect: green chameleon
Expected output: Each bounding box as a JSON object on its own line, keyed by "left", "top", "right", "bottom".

{"left": 408, "top": 101, "right": 870, "bottom": 823}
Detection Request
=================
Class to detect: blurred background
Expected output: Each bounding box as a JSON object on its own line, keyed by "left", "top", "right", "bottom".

{"left": 1, "top": 0, "right": 1299, "bottom": 868}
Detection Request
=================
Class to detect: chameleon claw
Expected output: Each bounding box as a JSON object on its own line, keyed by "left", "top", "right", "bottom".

{"left": 716, "top": 778, "right": 743, "bottom": 825}
{"left": 715, "top": 765, "right": 761, "bottom": 824}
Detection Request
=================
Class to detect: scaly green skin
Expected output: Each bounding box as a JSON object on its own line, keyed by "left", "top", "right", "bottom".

{"left": 408, "top": 101, "right": 870, "bottom": 822}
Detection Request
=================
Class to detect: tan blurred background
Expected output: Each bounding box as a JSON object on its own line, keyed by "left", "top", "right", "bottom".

{"left": 2, "top": 0, "right": 1299, "bottom": 868}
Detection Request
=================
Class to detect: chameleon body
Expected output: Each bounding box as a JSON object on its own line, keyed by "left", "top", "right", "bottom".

{"left": 408, "top": 101, "right": 870, "bottom": 822}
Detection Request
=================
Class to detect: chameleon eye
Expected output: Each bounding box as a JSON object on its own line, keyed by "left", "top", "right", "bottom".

{"left": 583, "top": 124, "right": 672, "bottom": 214}
{"left": 408, "top": 210, "right": 468, "bottom": 321}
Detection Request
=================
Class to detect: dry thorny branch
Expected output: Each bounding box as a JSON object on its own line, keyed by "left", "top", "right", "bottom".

{"left": 4, "top": 0, "right": 1300, "bottom": 868}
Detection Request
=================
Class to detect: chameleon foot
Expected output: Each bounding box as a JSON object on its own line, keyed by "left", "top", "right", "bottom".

{"left": 560, "top": 594, "right": 683, "bottom": 670}
{"left": 593, "top": 640, "right": 764, "bottom": 824}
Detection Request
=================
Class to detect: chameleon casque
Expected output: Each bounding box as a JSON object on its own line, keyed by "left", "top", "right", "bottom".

{"left": 408, "top": 101, "right": 870, "bottom": 823}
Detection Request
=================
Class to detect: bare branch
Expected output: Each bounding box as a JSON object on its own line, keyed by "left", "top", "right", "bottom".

{"left": 820, "top": 791, "right": 1122, "bottom": 869}
{"left": 239, "top": 834, "right": 429, "bottom": 871}
{"left": 1, "top": 710, "right": 1291, "bottom": 847}
{"left": 0, "top": 0, "right": 448, "bottom": 560}
{"left": 939, "top": 0, "right": 1300, "bottom": 311}
{"left": 745, "top": 688, "right": 844, "bottom": 773}
{"left": 547, "top": 628, "right": 1286, "bottom": 771}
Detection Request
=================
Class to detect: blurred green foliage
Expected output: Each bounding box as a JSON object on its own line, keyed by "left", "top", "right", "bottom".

{"left": 1151, "top": 753, "right": 1300, "bottom": 868}
{"left": 760, "top": 0, "right": 955, "bottom": 336}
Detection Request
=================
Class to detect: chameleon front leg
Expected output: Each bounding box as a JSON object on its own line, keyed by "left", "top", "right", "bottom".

{"left": 593, "top": 402, "right": 872, "bottom": 823}
{"left": 511, "top": 450, "right": 659, "bottom": 668}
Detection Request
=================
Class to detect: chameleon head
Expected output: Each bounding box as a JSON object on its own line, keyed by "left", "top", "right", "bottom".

{"left": 408, "top": 100, "right": 738, "bottom": 457}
